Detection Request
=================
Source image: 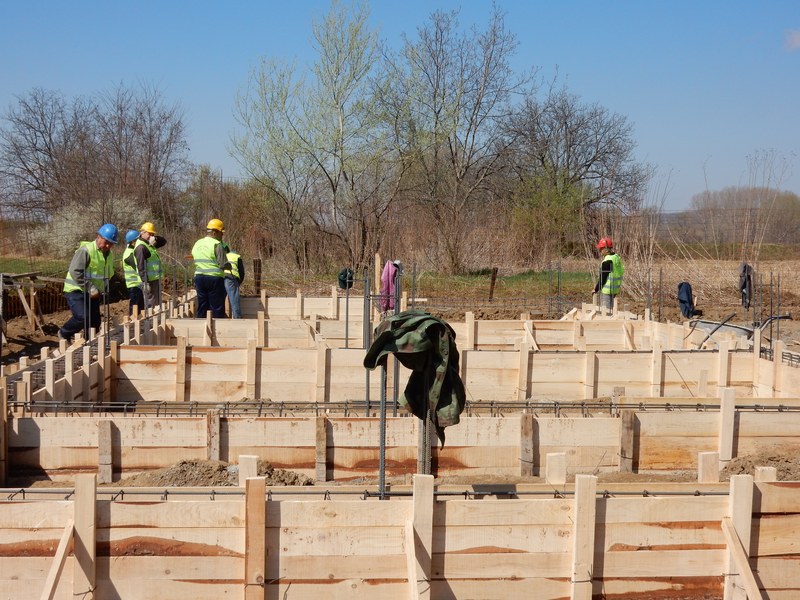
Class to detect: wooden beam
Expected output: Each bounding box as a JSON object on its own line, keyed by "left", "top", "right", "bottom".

{"left": 247, "top": 339, "right": 257, "bottom": 399}
{"left": 650, "top": 340, "right": 663, "bottom": 397}
{"left": 257, "top": 311, "right": 266, "bottom": 347}
{"left": 618, "top": 410, "right": 635, "bottom": 473}
{"left": 0, "top": 375, "right": 6, "bottom": 485}
{"left": 238, "top": 455, "right": 259, "bottom": 485}
{"left": 203, "top": 312, "right": 212, "bottom": 346}
{"left": 410, "top": 474, "right": 433, "bottom": 600}
{"left": 754, "top": 466, "right": 777, "bottom": 482}
{"left": 465, "top": 312, "right": 475, "bottom": 350}
{"left": 517, "top": 342, "right": 529, "bottom": 401}
{"left": 207, "top": 410, "right": 220, "bottom": 461}
{"left": 39, "top": 518, "right": 74, "bottom": 600}
{"left": 545, "top": 452, "right": 566, "bottom": 486}
{"left": 721, "top": 517, "right": 763, "bottom": 600}
{"left": 316, "top": 344, "right": 328, "bottom": 403}
{"left": 73, "top": 474, "right": 96, "bottom": 599}
{"left": 295, "top": 289, "right": 304, "bottom": 319}
{"left": 724, "top": 475, "right": 754, "bottom": 600}
{"left": 520, "top": 413, "right": 535, "bottom": 477}
{"left": 571, "top": 474, "right": 597, "bottom": 600}
{"left": 315, "top": 416, "right": 327, "bottom": 482}
{"left": 698, "top": 451, "right": 720, "bottom": 483}
{"left": 718, "top": 340, "right": 730, "bottom": 389}
{"left": 718, "top": 387, "right": 736, "bottom": 470}
{"left": 175, "top": 336, "right": 186, "bottom": 403}
{"left": 245, "top": 477, "right": 266, "bottom": 600}
{"left": 97, "top": 419, "right": 112, "bottom": 484}
{"left": 583, "top": 351, "right": 596, "bottom": 400}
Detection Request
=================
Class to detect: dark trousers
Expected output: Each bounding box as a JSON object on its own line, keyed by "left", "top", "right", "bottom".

{"left": 194, "top": 275, "right": 227, "bottom": 318}
{"left": 128, "top": 286, "right": 144, "bottom": 315}
{"left": 61, "top": 291, "right": 101, "bottom": 339}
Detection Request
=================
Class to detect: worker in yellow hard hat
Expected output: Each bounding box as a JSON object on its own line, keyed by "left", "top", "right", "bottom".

{"left": 134, "top": 222, "right": 167, "bottom": 311}
{"left": 190, "top": 218, "right": 228, "bottom": 318}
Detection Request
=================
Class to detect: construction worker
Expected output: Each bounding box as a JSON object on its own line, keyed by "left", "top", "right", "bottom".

{"left": 594, "top": 236, "right": 624, "bottom": 311}
{"left": 122, "top": 229, "right": 144, "bottom": 315}
{"left": 59, "top": 223, "right": 118, "bottom": 342}
{"left": 222, "top": 243, "right": 245, "bottom": 319}
{"left": 191, "top": 218, "right": 228, "bottom": 318}
{"left": 134, "top": 222, "right": 167, "bottom": 311}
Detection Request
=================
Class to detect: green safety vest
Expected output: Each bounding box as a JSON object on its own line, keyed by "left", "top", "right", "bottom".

{"left": 122, "top": 246, "right": 141, "bottom": 288}
{"left": 135, "top": 239, "right": 162, "bottom": 281}
{"left": 191, "top": 236, "right": 224, "bottom": 277}
{"left": 600, "top": 253, "right": 624, "bottom": 296}
{"left": 225, "top": 251, "right": 240, "bottom": 280}
{"left": 64, "top": 241, "right": 114, "bottom": 293}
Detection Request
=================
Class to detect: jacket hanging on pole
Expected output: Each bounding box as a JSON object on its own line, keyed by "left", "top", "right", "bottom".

{"left": 677, "top": 281, "right": 695, "bottom": 318}
{"left": 739, "top": 263, "right": 753, "bottom": 309}
{"left": 380, "top": 260, "right": 398, "bottom": 312}
{"left": 364, "top": 310, "right": 466, "bottom": 445}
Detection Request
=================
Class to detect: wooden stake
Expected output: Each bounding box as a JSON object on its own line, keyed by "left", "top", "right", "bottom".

{"left": 238, "top": 455, "right": 259, "bottom": 485}
{"left": 175, "top": 336, "right": 186, "bottom": 403}
{"left": 207, "top": 409, "right": 220, "bottom": 461}
{"left": 244, "top": 477, "right": 266, "bottom": 600}
{"left": 73, "top": 474, "right": 96, "bottom": 599}
{"left": 517, "top": 342, "right": 530, "bottom": 401}
{"left": 571, "top": 474, "right": 597, "bottom": 600}
{"left": 315, "top": 416, "right": 327, "bottom": 482}
{"left": 247, "top": 339, "right": 257, "bottom": 399}
{"left": 409, "top": 474, "right": 433, "bottom": 600}
{"left": 583, "top": 351, "right": 596, "bottom": 400}
{"left": 97, "top": 419, "right": 112, "bottom": 484}
{"left": 697, "top": 451, "right": 720, "bottom": 483}
{"left": 724, "top": 475, "right": 754, "bottom": 600}
{"left": 619, "top": 410, "right": 635, "bottom": 473}
{"left": 545, "top": 452, "right": 567, "bottom": 486}
{"left": 0, "top": 376, "right": 6, "bottom": 485}
{"left": 718, "top": 387, "right": 735, "bottom": 470}
{"left": 520, "top": 413, "right": 535, "bottom": 477}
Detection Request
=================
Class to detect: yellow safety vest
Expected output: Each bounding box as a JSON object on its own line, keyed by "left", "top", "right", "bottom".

{"left": 191, "top": 236, "right": 224, "bottom": 277}
{"left": 64, "top": 241, "right": 114, "bottom": 293}
{"left": 135, "top": 239, "right": 162, "bottom": 281}
{"left": 600, "top": 253, "right": 624, "bottom": 295}
{"left": 122, "top": 246, "right": 141, "bottom": 288}
{"left": 225, "top": 251, "right": 241, "bottom": 280}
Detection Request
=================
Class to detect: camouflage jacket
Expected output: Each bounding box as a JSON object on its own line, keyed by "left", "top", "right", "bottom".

{"left": 363, "top": 310, "right": 465, "bottom": 445}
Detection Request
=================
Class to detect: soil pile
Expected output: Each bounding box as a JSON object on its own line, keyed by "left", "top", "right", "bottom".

{"left": 720, "top": 450, "right": 800, "bottom": 481}
{"left": 112, "top": 458, "right": 314, "bottom": 487}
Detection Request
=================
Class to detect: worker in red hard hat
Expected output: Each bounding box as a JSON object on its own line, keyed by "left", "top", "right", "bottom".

{"left": 594, "top": 236, "right": 624, "bottom": 311}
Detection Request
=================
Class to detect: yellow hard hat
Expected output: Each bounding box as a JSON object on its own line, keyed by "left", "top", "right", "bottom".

{"left": 206, "top": 218, "right": 225, "bottom": 232}
{"left": 140, "top": 222, "right": 156, "bottom": 235}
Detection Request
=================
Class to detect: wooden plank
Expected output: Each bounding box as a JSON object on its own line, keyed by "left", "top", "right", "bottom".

{"left": 39, "top": 519, "right": 74, "bottom": 600}
{"left": 245, "top": 477, "right": 266, "bottom": 599}
{"left": 238, "top": 454, "right": 259, "bottom": 485}
{"left": 73, "top": 474, "right": 96, "bottom": 600}
{"left": 545, "top": 452, "right": 566, "bottom": 486}
{"left": 246, "top": 338, "right": 257, "bottom": 398}
{"left": 721, "top": 516, "right": 764, "bottom": 600}
{"left": 315, "top": 416, "right": 327, "bottom": 482}
{"left": 725, "top": 474, "right": 754, "bottom": 600}
{"left": 175, "top": 336, "right": 186, "bottom": 403}
{"left": 718, "top": 387, "right": 735, "bottom": 468}
{"left": 618, "top": 410, "right": 634, "bottom": 473}
{"left": 206, "top": 410, "right": 220, "bottom": 461}
{"left": 97, "top": 419, "right": 112, "bottom": 484}
{"left": 698, "top": 451, "right": 720, "bottom": 483}
{"left": 411, "top": 474, "right": 433, "bottom": 600}
{"left": 517, "top": 342, "right": 529, "bottom": 401}
{"left": 571, "top": 475, "right": 597, "bottom": 600}
{"left": 520, "top": 414, "right": 534, "bottom": 477}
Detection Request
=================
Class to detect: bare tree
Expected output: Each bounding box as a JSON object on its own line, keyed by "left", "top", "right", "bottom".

{"left": 378, "top": 7, "right": 532, "bottom": 273}
{"left": 508, "top": 87, "right": 651, "bottom": 215}
{"left": 0, "top": 84, "right": 188, "bottom": 226}
{"left": 232, "top": 0, "right": 402, "bottom": 271}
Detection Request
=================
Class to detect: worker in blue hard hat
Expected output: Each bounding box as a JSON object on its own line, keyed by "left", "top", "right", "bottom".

{"left": 121, "top": 229, "right": 145, "bottom": 315}
{"left": 59, "top": 223, "right": 118, "bottom": 342}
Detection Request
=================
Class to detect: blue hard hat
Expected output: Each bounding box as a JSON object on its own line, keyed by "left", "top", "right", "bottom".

{"left": 125, "top": 229, "right": 139, "bottom": 244}
{"left": 97, "top": 223, "right": 119, "bottom": 244}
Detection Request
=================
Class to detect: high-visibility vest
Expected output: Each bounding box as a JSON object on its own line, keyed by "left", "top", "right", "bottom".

{"left": 64, "top": 241, "right": 114, "bottom": 293}
{"left": 225, "top": 251, "right": 241, "bottom": 281}
{"left": 191, "top": 236, "right": 224, "bottom": 277}
{"left": 600, "top": 253, "right": 624, "bottom": 296}
{"left": 122, "top": 246, "right": 141, "bottom": 288}
{"left": 135, "top": 239, "right": 162, "bottom": 281}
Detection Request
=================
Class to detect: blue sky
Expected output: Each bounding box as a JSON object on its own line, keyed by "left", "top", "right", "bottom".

{"left": 1, "top": 1, "right": 798, "bottom": 211}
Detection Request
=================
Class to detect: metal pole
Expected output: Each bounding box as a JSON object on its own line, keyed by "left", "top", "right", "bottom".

{"left": 392, "top": 266, "right": 402, "bottom": 417}
{"left": 379, "top": 364, "right": 387, "bottom": 499}
{"left": 344, "top": 278, "right": 350, "bottom": 349}
{"left": 363, "top": 270, "right": 371, "bottom": 415}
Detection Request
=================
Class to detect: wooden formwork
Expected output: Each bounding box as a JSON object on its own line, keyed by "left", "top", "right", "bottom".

{"left": 1, "top": 473, "right": 798, "bottom": 599}
{"left": 7, "top": 392, "right": 800, "bottom": 482}
{"left": 3, "top": 294, "right": 800, "bottom": 599}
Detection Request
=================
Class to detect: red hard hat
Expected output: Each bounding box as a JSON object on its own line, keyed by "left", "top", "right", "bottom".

{"left": 596, "top": 237, "right": 613, "bottom": 249}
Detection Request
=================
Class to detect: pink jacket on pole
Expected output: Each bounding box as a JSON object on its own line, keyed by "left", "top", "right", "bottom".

{"left": 380, "top": 260, "right": 398, "bottom": 312}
